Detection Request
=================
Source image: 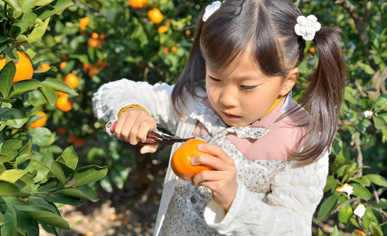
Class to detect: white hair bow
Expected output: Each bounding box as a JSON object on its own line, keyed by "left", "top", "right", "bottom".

{"left": 202, "top": 1, "right": 222, "bottom": 22}
{"left": 294, "top": 15, "right": 321, "bottom": 41}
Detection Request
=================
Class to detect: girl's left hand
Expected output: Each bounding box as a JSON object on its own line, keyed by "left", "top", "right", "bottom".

{"left": 191, "top": 143, "right": 238, "bottom": 211}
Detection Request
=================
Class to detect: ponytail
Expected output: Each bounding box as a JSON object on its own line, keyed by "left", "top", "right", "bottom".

{"left": 291, "top": 26, "right": 346, "bottom": 164}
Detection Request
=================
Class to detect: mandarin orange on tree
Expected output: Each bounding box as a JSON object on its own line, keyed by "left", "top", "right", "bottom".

{"left": 56, "top": 95, "right": 73, "bottom": 112}
{"left": 64, "top": 73, "right": 79, "bottom": 89}
{"left": 38, "top": 62, "right": 50, "bottom": 71}
{"left": 80, "top": 17, "right": 89, "bottom": 30}
{"left": 148, "top": 8, "right": 163, "bottom": 24}
{"left": 87, "top": 33, "right": 104, "bottom": 48}
{"left": 57, "top": 126, "right": 68, "bottom": 135}
{"left": 30, "top": 111, "right": 47, "bottom": 128}
{"left": 171, "top": 138, "right": 214, "bottom": 181}
{"left": 59, "top": 61, "right": 67, "bottom": 70}
{"left": 0, "top": 51, "right": 33, "bottom": 83}
{"left": 129, "top": 0, "right": 147, "bottom": 9}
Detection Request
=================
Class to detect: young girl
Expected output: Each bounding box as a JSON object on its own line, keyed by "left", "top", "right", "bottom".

{"left": 93, "top": 0, "right": 345, "bottom": 235}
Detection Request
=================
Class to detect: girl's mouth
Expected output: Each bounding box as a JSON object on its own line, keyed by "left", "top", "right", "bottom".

{"left": 222, "top": 112, "right": 241, "bottom": 119}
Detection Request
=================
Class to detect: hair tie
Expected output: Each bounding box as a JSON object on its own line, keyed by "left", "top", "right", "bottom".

{"left": 202, "top": 1, "right": 222, "bottom": 22}
{"left": 294, "top": 15, "right": 321, "bottom": 41}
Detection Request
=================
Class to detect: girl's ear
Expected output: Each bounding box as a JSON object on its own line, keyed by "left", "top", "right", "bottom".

{"left": 280, "top": 68, "right": 299, "bottom": 96}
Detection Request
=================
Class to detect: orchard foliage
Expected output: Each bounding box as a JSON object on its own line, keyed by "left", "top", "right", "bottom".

{"left": 0, "top": 0, "right": 386, "bottom": 235}
{"left": 0, "top": 0, "right": 107, "bottom": 235}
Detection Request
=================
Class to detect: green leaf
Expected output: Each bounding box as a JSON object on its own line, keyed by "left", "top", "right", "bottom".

{"left": 8, "top": 79, "right": 41, "bottom": 98}
{"left": 35, "top": 0, "right": 55, "bottom": 6}
{"left": 316, "top": 193, "right": 339, "bottom": 223}
{"left": 350, "top": 218, "right": 360, "bottom": 227}
{"left": 39, "top": 84, "right": 58, "bottom": 107}
{"left": 14, "top": 139, "right": 32, "bottom": 165}
{"left": 35, "top": 0, "right": 74, "bottom": 20}
{"left": 324, "top": 176, "right": 338, "bottom": 192}
{"left": 74, "top": 165, "right": 108, "bottom": 186}
{"left": 374, "top": 198, "right": 387, "bottom": 209}
{"left": 2, "top": 0, "right": 22, "bottom": 12}
{"left": 29, "top": 127, "right": 52, "bottom": 146}
{"left": 57, "top": 186, "right": 99, "bottom": 202}
{"left": 338, "top": 200, "right": 352, "bottom": 223}
{"left": 11, "top": 12, "right": 37, "bottom": 36}
{"left": 50, "top": 161, "right": 74, "bottom": 186}
{"left": 28, "top": 17, "right": 50, "bottom": 43}
{"left": 344, "top": 86, "right": 356, "bottom": 105}
{"left": 0, "top": 61, "right": 16, "bottom": 98}
{"left": 42, "top": 78, "right": 78, "bottom": 96}
{"left": 0, "top": 170, "right": 28, "bottom": 183}
{"left": 0, "top": 180, "right": 29, "bottom": 197}
{"left": 0, "top": 107, "right": 28, "bottom": 128}
{"left": 372, "top": 116, "right": 387, "bottom": 130}
{"left": 15, "top": 34, "right": 29, "bottom": 44}
{"left": 41, "top": 193, "right": 82, "bottom": 206}
{"left": 0, "top": 211, "right": 3, "bottom": 227}
{"left": 14, "top": 205, "right": 70, "bottom": 229}
{"left": 28, "top": 196, "right": 61, "bottom": 214}
{"left": 352, "top": 183, "right": 372, "bottom": 200}
{"left": 56, "top": 146, "right": 78, "bottom": 170}
{"left": 353, "top": 177, "right": 371, "bottom": 187}
{"left": 363, "top": 207, "right": 378, "bottom": 231}
{"left": 21, "top": 0, "right": 41, "bottom": 12}
{"left": 25, "top": 159, "right": 50, "bottom": 183}
{"left": 0, "top": 201, "right": 18, "bottom": 236}
{"left": 0, "top": 153, "right": 14, "bottom": 164}
{"left": 0, "top": 139, "right": 22, "bottom": 157}
{"left": 330, "top": 225, "right": 340, "bottom": 236}
{"left": 363, "top": 174, "right": 387, "bottom": 187}
{"left": 373, "top": 94, "right": 387, "bottom": 111}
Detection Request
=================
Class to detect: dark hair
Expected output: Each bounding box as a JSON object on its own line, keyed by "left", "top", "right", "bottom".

{"left": 172, "top": 0, "right": 345, "bottom": 165}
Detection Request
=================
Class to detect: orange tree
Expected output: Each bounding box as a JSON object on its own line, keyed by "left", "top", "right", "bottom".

{"left": 30, "top": 0, "right": 201, "bottom": 194}
{"left": 0, "top": 0, "right": 107, "bottom": 235}
{"left": 18, "top": 0, "right": 387, "bottom": 235}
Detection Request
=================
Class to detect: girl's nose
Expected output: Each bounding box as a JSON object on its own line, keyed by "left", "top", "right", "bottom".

{"left": 219, "top": 86, "right": 238, "bottom": 107}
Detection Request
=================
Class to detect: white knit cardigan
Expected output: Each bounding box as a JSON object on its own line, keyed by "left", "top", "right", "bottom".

{"left": 92, "top": 79, "right": 329, "bottom": 236}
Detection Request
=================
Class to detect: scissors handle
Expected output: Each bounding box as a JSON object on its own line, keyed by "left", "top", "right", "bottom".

{"left": 105, "top": 120, "right": 192, "bottom": 145}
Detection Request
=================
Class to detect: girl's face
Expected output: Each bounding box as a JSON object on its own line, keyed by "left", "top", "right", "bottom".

{"left": 205, "top": 48, "right": 298, "bottom": 127}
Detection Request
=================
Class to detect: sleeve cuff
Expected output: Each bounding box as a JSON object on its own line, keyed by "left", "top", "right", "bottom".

{"left": 117, "top": 104, "right": 149, "bottom": 118}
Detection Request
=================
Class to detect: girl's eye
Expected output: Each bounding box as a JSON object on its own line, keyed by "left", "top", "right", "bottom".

{"left": 209, "top": 76, "right": 221, "bottom": 82}
{"left": 241, "top": 85, "right": 257, "bottom": 90}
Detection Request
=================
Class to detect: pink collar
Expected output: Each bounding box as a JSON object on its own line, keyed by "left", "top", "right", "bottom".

{"left": 190, "top": 93, "right": 308, "bottom": 161}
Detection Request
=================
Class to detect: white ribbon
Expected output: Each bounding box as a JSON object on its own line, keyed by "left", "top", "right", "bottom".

{"left": 202, "top": 1, "right": 222, "bottom": 22}
{"left": 294, "top": 15, "right": 321, "bottom": 41}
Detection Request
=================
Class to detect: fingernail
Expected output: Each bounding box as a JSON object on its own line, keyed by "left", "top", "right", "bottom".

{"left": 197, "top": 144, "right": 205, "bottom": 151}
{"left": 190, "top": 157, "right": 198, "bottom": 165}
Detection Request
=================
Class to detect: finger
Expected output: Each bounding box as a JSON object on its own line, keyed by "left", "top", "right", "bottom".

{"left": 191, "top": 154, "right": 227, "bottom": 171}
{"left": 138, "top": 121, "right": 156, "bottom": 142}
{"left": 140, "top": 144, "right": 158, "bottom": 154}
{"left": 197, "top": 144, "right": 234, "bottom": 164}
{"left": 116, "top": 114, "right": 135, "bottom": 141}
{"left": 192, "top": 170, "right": 226, "bottom": 186}
{"left": 128, "top": 121, "right": 141, "bottom": 145}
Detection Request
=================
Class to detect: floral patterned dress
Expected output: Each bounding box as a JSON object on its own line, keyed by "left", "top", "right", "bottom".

{"left": 161, "top": 103, "right": 287, "bottom": 235}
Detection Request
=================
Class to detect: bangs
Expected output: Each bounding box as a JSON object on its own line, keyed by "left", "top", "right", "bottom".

{"left": 199, "top": 0, "right": 288, "bottom": 76}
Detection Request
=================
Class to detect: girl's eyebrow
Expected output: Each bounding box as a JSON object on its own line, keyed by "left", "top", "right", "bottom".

{"left": 209, "top": 72, "right": 266, "bottom": 82}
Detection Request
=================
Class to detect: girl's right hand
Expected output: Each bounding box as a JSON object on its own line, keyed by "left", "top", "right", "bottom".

{"left": 114, "top": 108, "right": 158, "bottom": 154}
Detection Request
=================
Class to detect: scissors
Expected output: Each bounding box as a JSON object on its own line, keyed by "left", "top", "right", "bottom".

{"left": 105, "top": 120, "right": 193, "bottom": 145}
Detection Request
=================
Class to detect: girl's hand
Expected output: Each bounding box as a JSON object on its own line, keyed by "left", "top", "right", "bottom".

{"left": 115, "top": 108, "right": 158, "bottom": 154}
{"left": 191, "top": 143, "right": 238, "bottom": 211}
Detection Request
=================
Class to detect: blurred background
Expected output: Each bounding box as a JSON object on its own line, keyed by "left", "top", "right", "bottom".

{"left": 0, "top": 0, "right": 386, "bottom": 235}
